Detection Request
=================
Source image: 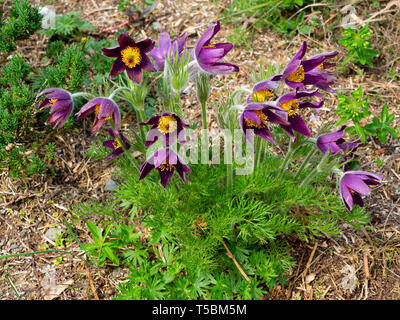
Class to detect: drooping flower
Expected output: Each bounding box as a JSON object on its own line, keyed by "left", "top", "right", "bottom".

{"left": 247, "top": 78, "right": 279, "bottom": 103}
{"left": 339, "top": 171, "right": 382, "bottom": 211}
{"left": 194, "top": 20, "right": 239, "bottom": 75}
{"left": 103, "top": 128, "right": 130, "bottom": 161}
{"left": 102, "top": 33, "right": 156, "bottom": 84}
{"left": 76, "top": 97, "right": 121, "bottom": 133}
{"left": 273, "top": 41, "right": 338, "bottom": 92}
{"left": 140, "top": 112, "right": 189, "bottom": 147}
{"left": 37, "top": 88, "right": 74, "bottom": 130}
{"left": 149, "top": 29, "right": 189, "bottom": 71}
{"left": 276, "top": 89, "right": 324, "bottom": 141}
{"left": 316, "top": 125, "right": 359, "bottom": 155}
{"left": 139, "top": 148, "right": 191, "bottom": 188}
{"left": 239, "top": 103, "right": 290, "bottom": 148}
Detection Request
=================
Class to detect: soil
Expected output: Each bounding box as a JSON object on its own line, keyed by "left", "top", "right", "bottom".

{"left": 0, "top": 0, "right": 399, "bottom": 300}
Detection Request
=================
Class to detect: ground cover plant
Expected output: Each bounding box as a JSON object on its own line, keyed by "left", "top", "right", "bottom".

{"left": 0, "top": 0, "right": 399, "bottom": 301}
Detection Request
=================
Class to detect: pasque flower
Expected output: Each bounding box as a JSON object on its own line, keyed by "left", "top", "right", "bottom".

{"left": 76, "top": 97, "right": 121, "bottom": 133}
{"left": 339, "top": 171, "right": 382, "bottom": 211}
{"left": 276, "top": 89, "right": 324, "bottom": 141}
{"left": 247, "top": 78, "right": 279, "bottom": 103}
{"left": 102, "top": 33, "right": 156, "bottom": 83}
{"left": 273, "top": 41, "right": 338, "bottom": 92}
{"left": 139, "top": 148, "right": 191, "bottom": 188}
{"left": 140, "top": 112, "right": 189, "bottom": 147}
{"left": 316, "top": 125, "right": 359, "bottom": 155}
{"left": 240, "top": 104, "right": 290, "bottom": 147}
{"left": 194, "top": 20, "right": 239, "bottom": 75}
{"left": 149, "top": 29, "right": 189, "bottom": 71}
{"left": 103, "top": 128, "right": 130, "bottom": 161}
{"left": 37, "top": 88, "right": 74, "bottom": 130}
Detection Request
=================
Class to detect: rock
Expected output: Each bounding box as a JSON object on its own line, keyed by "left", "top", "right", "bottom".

{"left": 9, "top": 244, "right": 18, "bottom": 250}
{"left": 105, "top": 179, "right": 117, "bottom": 192}
{"left": 45, "top": 227, "right": 62, "bottom": 242}
{"left": 151, "top": 21, "right": 162, "bottom": 31}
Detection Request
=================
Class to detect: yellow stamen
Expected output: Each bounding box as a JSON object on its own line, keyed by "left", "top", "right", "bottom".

{"left": 113, "top": 139, "right": 122, "bottom": 150}
{"left": 202, "top": 44, "right": 216, "bottom": 49}
{"left": 244, "top": 110, "right": 268, "bottom": 128}
{"left": 349, "top": 188, "right": 356, "bottom": 194}
{"left": 157, "top": 115, "right": 178, "bottom": 134}
{"left": 49, "top": 99, "right": 58, "bottom": 104}
{"left": 280, "top": 99, "right": 299, "bottom": 117}
{"left": 316, "top": 63, "right": 324, "bottom": 69}
{"left": 95, "top": 103, "right": 112, "bottom": 120}
{"left": 159, "top": 158, "right": 173, "bottom": 171}
{"left": 287, "top": 65, "right": 305, "bottom": 83}
{"left": 252, "top": 89, "right": 275, "bottom": 103}
{"left": 121, "top": 46, "right": 142, "bottom": 68}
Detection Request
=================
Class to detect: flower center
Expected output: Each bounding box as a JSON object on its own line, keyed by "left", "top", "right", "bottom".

{"left": 157, "top": 115, "right": 178, "bottom": 134}
{"left": 252, "top": 89, "right": 275, "bottom": 103}
{"left": 244, "top": 110, "right": 268, "bottom": 128}
{"left": 202, "top": 44, "right": 216, "bottom": 49}
{"left": 49, "top": 99, "right": 58, "bottom": 104}
{"left": 113, "top": 138, "right": 122, "bottom": 150}
{"left": 121, "top": 46, "right": 142, "bottom": 68}
{"left": 349, "top": 188, "right": 357, "bottom": 195}
{"left": 159, "top": 158, "right": 173, "bottom": 171}
{"left": 287, "top": 65, "right": 305, "bottom": 82}
{"left": 280, "top": 99, "right": 299, "bottom": 117}
{"left": 95, "top": 103, "right": 112, "bottom": 120}
{"left": 316, "top": 63, "right": 324, "bottom": 69}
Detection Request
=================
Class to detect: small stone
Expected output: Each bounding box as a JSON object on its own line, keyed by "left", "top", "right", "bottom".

{"left": 10, "top": 244, "right": 18, "bottom": 250}
{"left": 104, "top": 179, "right": 117, "bottom": 192}
{"left": 151, "top": 21, "right": 162, "bottom": 31}
{"left": 45, "top": 227, "right": 62, "bottom": 242}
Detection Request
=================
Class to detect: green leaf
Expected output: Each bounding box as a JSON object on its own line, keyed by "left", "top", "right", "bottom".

{"left": 377, "top": 131, "right": 387, "bottom": 143}
{"left": 103, "top": 247, "right": 120, "bottom": 265}
{"left": 86, "top": 221, "right": 103, "bottom": 245}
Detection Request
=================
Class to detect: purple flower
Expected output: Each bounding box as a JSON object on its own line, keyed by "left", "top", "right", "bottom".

{"left": 247, "top": 78, "right": 279, "bottom": 103}
{"left": 140, "top": 112, "right": 189, "bottom": 147}
{"left": 149, "top": 29, "right": 189, "bottom": 71}
{"left": 102, "top": 33, "right": 156, "bottom": 84}
{"left": 194, "top": 21, "right": 239, "bottom": 75}
{"left": 37, "top": 88, "right": 74, "bottom": 130}
{"left": 139, "top": 148, "right": 191, "bottom": 188}
{"left": 276, "top": 89, "right": 324, "bottom": 141}
{"left": 274, "top": 41, "right": 338, "bottom": 92}
{"left": 239, "top": 104, "right": 290, "bottom": 148}
{"left": 339, "top": 171, "right": 382, "bottom": 211}
{"left": 317, "top": 125, "right": 359, "bottom": 155}
{"left": 103, "top": 128, "right": 130, "bottom": 161}
{"left": 76, "top": 97, "right": 121, "bottom": 134}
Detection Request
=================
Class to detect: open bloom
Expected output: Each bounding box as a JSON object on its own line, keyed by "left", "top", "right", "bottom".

{"left": 37, "top": 88, "right": 74, "bottom": 130}
{"left": 103, "top": 128, "right": 130, "bottom": 161}
{"left": 140, "top": 112, "right": 189, "bottom": 147}
{"left": 139, "top": 148, "right": 191, "bottom": 188}
{"left": 76, "top": 97, "right": 121, "bottom": 134}
{"left": 149, "top": 29, "right": 189, "bottom": 71}
{"left": 247, "top": 78, "right": 279, "bottom": 103}
{"left": 240, "top": 104, "right": 290, "bottom": 148}
{"left": 339, "top": 171, "right": 382, "bottom": 211}
{"left": 102, "top": 33, "right": 156, "bottom": 84}
{"left": 276, "top": 89, "right": 324, "bottom": 141}
{"left": 194, "top": 20, "right": 239, "bottom": 75}
{"left": 273, "top": 41, "right": 338, "bottom": 92}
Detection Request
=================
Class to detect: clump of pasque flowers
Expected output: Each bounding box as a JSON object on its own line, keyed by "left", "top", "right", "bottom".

{"left": 36, "top": 22, "right": 382, "bottom": 212}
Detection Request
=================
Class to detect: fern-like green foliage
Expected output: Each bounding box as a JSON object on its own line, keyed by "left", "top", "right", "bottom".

{"left": 0, "top": 0, "right": 42, "bottom": 53}
{"left": 40, "top": 11, "right": 93, "bottom": 40}
{"left": 76, "top": 145, "right": 369, "bottom": 299}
